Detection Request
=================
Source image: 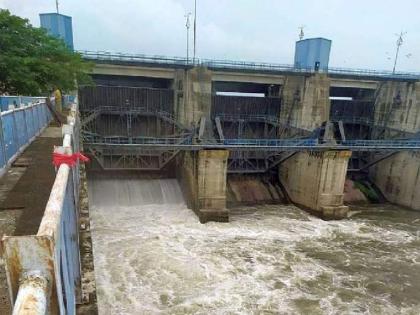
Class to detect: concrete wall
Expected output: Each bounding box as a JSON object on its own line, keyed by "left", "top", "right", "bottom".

{"left": 279, "top": 151, "right": 351, "bottom": 219}
{"left": 370, "top": 152, "right": 420, "bottom": 210}
{"left": 92, "top": 63, "right": 175, "bottom": 79}
{"left": 177, "top": 150, "right": 229, "bottom": 223}
{"left": 374, "top": 81, "right": 420, "bottom": 134}
{"left": 227, "top": 175, "right": 285, "bottom": 206}
{"left": 281, "top": 73, "right": 330, "bottom": 131}
{"left": 177, "top": 151, "right": 198, "bottom": 210}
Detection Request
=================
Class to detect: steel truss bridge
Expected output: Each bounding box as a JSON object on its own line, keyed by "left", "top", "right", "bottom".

{"left": 81, "top": 107, "right": 420, "bottom": 173}
{"left": 84, "top": 138, "right": 420, "bottom": 151}
{"left": 84, "top": 135, "right": 420, "bottom": 173}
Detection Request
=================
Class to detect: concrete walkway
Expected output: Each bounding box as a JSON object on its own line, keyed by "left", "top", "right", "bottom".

{"left": 0, "top": 126, "right": 61, "bottom": 314}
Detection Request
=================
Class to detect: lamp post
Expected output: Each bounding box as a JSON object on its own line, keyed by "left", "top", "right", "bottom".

{"left": 193, "top": 0, "right": 197, "bottom": 64}
{"left": 185, "top": 13, "right": 192, "bottom": 63}
{"left": 392, "top": 31, "right": 407, "bottom": 74}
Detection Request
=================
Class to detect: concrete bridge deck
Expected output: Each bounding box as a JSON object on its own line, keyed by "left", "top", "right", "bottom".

{"left": 81, "top": 50, "right": 420, "bottom": 82}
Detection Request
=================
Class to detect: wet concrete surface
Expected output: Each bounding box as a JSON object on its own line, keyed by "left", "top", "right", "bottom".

{"left": 0, "top": 127, "right": 61, "bottom": 236}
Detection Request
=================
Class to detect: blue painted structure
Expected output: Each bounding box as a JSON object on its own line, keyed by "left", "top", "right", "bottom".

{"left": 40, "top": 13, "right": 74, "bottom": 50}
{"left": 0, "top": 102, "right": 52, "bottom": 171}
{"left": 1, "top": 96, "right": 74, "bottom": 111}
{"left": 0, "top": 96, "right": 45, "bottom": 111}
{"left": 294, "top": 38, "right": 332, "bottom": 71}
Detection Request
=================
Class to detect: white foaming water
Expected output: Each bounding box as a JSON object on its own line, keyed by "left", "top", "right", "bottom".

{"left": 88, "top": 177, "right": 420, "bottom": 315}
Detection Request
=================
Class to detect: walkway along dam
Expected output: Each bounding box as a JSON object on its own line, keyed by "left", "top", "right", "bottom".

{"left": 1, "top": 54, "right": 420, "bottom": 313}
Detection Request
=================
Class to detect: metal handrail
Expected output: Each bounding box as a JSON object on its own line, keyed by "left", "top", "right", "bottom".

{"left": 84, "top": 134, "right": 193, "bottom": 145}
{"left": 222, "top": 138, "right": 318, "bottom": 146}
{"left": 341, "top": 139, "right": 420, "bottom": 147}
{"left": 84, "top": 137, "right": 420, "bottom": 151}
{"left": 79, "top": 50, "right": 420, "bottom": 80}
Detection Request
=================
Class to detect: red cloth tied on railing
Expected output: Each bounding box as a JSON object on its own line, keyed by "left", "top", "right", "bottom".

{"left": 53, "top": 152, "right": 90, "bottom": 167}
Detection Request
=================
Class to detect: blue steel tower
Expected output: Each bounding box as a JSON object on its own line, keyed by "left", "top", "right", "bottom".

{"left": 39, "top": 13, "right": 74, "bottom": 50}
{"left": 294, "top": 38, "right": 332, "bottom": 71}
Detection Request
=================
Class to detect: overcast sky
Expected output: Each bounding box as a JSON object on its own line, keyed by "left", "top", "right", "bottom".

{"left": 2, "top": 0, "right": 420, "bottom": 72}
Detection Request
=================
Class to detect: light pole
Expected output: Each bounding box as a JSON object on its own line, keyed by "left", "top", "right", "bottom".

{"left": 55, "top": 0, "right": 59, "bottom": 13}
{"left": 185, "top": 13, "right": 192, "bottom": 63}
{"left": 392, "top": 31, "right": 407, "bottom": 74}
{"left": 193, "top": 0, "right": 197, "bottom": 64}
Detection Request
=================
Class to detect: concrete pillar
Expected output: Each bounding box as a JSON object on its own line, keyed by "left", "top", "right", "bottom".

{"left": 370, "top": 152, "right": 420, "bottom": 210}
{"left": 281, "top": 73, "right": 330, "bottom": 131}
{"left": 370, "top": 81, "right": 420, "bottom": 211}
{"left": 176, "top": 67, "right": 212, "bottom": 128}
{"left": 279, "top": 151, "right": 352, "bottom": 219}
{"left": 197, "top": 150, "right": 229, "bottom": 222}
{"left": 373, "top": 81, "right": 420, "bottom": 134}
{"left": 177, "top": 150, "right": 229, "bottom": 223}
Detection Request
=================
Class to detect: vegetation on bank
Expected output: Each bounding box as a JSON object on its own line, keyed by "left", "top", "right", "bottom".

{"left": 0, "top": 9, "right": 92, "bottom": 95}
{"left": 354, "top": 180, "right": 381, "bottom": 203}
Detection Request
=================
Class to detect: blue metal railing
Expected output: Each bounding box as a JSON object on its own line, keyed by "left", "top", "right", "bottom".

{"left": 0, "top": 102, "right": 52, "bottom": 173}
{"left": 79, "top": 50, "right": 420, "bottom": 80}
{"left": 222, "top": 138, "right": 318, "bottom": 146}
{"left": 0, "top": 95, "right": 76, "bottom": 112}
{"left": 84, "top": 136, "right": 420, "bottom": 151}
{"left": 84, "top": 134, "right": 193, "bottom": 145}
{"left": 341, "top": 139, "right": 420, "bottom": 147}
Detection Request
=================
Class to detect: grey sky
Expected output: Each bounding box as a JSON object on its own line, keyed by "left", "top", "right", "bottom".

{"left": 1, "top": 0, "right": 420, "bottom": 71}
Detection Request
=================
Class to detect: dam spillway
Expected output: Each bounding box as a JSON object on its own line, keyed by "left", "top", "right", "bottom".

{"left": 87, "top": 174, "right": 420, "bottom": 314}
{"left": 2, "top": 56, "right": 420, "bottom": 314}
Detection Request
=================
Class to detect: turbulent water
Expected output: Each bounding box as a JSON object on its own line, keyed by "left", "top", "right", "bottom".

{"left": 88, "top": 176, "right": 420, "bottom": 315}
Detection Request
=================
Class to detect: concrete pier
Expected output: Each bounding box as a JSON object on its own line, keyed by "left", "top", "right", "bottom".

{"left": 281, "top": 73, "right": 331, "bottom": 130}
{"left": 370, "top": 152, "right": 420, "bottom": 210}
{"left": 370, "top": 81, "right": 420, "bottom": 210}
{"left": 279, "top": 151, "right": 351, "bottom": 219}
{"left": 175, "top": 67, "right": 212, "bottom": 128}
{"left": 177, "top": 150, "right": 229, "bottom": 223}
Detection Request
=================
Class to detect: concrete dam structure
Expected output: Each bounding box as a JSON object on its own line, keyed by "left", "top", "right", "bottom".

{"left": 2, "top": 54, "right": 420, "bottom": 314}
{"left": 80, "top": 52, "right": 420, "bottom": 222}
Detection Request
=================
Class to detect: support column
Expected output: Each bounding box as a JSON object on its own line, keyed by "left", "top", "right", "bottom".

{"left": 279, "top": 151, "right": 352, "bottom": 219}
{"left": 370, "top": 152, "right": 420, "bottom": 210}
{"left": 281, "top": 73, "right": 330, "bottom": 131}
{"left": 369, "top": 82, "right": 420, "bottom": 210}
{"left": 373, "top": 81, "right": 420, "bottom": 135}
{"left": 177, "top": 150, "right": 229, "bottom": 223}
{"left": 176, "top": 66, "right": 213, "bottom": 128}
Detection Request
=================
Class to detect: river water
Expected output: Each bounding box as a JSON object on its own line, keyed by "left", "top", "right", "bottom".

{"left": 88, "top": 177, "right": 420, "bottom": 315}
